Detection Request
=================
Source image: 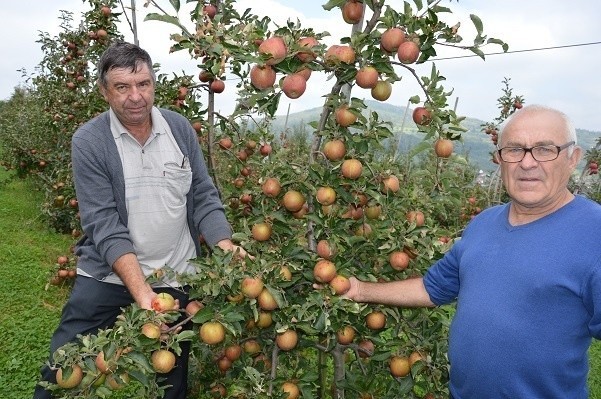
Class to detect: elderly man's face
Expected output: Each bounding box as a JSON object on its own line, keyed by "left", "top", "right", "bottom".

{"left": 497, "top": 109, "right": 581, "bottom": 212}
{"left": 99, "top": 62, "right": 155, "bottom": 129}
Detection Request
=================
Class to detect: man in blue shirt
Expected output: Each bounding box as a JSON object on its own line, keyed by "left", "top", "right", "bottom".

{"left": 345, "top": 105, "right": 601, "bottom": 398}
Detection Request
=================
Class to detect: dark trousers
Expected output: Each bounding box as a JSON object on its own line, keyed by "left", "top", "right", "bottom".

{"left": 33, "top": 275, "right": 191, "bottom": 399}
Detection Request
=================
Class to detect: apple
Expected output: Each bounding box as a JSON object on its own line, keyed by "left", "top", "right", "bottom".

{"left": 296, "top": 67, "right": 312, "bottom": 81}
{"left": 211, "top": 383, "right": 227, "bottom": 398}
{"left": 95, "top": 351, "right": 117, "bottom": 374}
{"left": 412, "top": 106, "right": 432, "bottom": 125}
{"left": 325, "top": 45, "right": 356, "bottom": 65}
{"left": 151, "top": 292, "right": 176, "bottom": 312}
{"left": 200, "top": 321, "right": 226, "bottom": 345}
{"left": 381, "top": 27, "right": 406, "bottom": 53}
{"left": 279, "top": 265, "right": 293, "bottom": 281}
{"left": 210, "top": 79, "right": 225, "bottom": 93}
{"left": 316, "top": 186, "right": 336, "bottom": 206}
{"left": 252, "top": 222, "right": 272, "bottom": 241}
{"left": 397, "top": 41, "right": 420, "bottom": 64}
{"left": 185, "top": 300, "right": 204, "bottom": 316}
{"left": 243, "top": 339, "right": 261, "bottom": 355}
{"left": 313, "top": 259, "right": 337, "bottom": 283}
{"left": 218, "top": 137, "right": 233, "bottom": 149}
{"left": 281, "top": 73, "right": 307, "bottom": 99}
{"left": 335, "top": 105, "right": 357, "bottom": 127}
{"left": 341, "top": 159, "right": 363, "bottom": 179}
{"left": 365, "top": 204, "right": 382, "bottom": 220}
{"left": 381, "top": 174, "right": 400, "bottom": 193}
{"left": 371, "top": 80, "right": 392, "bottom": 101}
{"left": 56, "top": 364, "right": 83, "bottom": 388}
{"left": 151, "top": 349, "right": 176, "bottom": 373}
{"left": 409, "top": 350, "right": 425, "bottom": 367}
{"left": 282, "top": 190, "right": 305, "bottom": 212}
{"left": 225, "top": 344, "right": 242, "bottom": 361}
{"left": 358, "top": 339, "right": 375, "bottom": 358}
{"left": 316, "top": 239, "right": 337, "bottom": 260}
{"left": 262, "top": 177, "right": 281, "bottom": 197}
{"left": 297, "top": 36, "right": 319, "bottom": 62}
{"left": 275, "top": 329, "right": 298, "bottom": 351}
{"left": 141, "top": 322, "right": 161, "bottom": 339}
{"left": 241, "top": 277, "right": 264, "bottom": 299}
{"left": 434, "top": 138, "right": 454, "bottom": 158}
{"left": 356, "top": 65, "right": 379, "bottom": 89}
{"left": 389, "top": 251, "right": 410, "bottom": 271}
{"left": 198, "top": 70, "right": 213, "bottom": 82}
{"left": 96, "top": 29, "right": 108, "bottom": 39}
{"left": 250, "top": 64, "right": 276, "bottom": 90}
{"left": 282, "top": 381, "right": 300, "bottom": 399}
{"left": 259, "top": 36, "right": 287, "bottom": 65}
{"left": 57, "top": 255, "right": 69, "bottom": 265}
{"left": 217, "top": 356, "right": 232, "bottom": 372}
{"left": 257, "top": 287, "right": 279, "bottom": 310}
{"left": 177, "top": 86, "right": 188, "bottom": 100}
{"left": 105, "top": 372, "right": 130, "bottom": 390}
{"left": 342, "top": 0, "right": 363, "bottom": 24}
{"left": 203, "top": 4, "right": 217, "bottom": 19}
{"left": 336, "top": 325, "right": 356, "bottom": 344}
{"left": 100, "top": 6, "right": 112, "bottom": 17}
{"left": 323, "top": 139, "right": 346, "bottom": 161}
{"left": 259, "top": 143, "right": 273, "bottom": 156}
{"left": 256, "top": 311, "right": 273, "bottom": 328}
{"left": 192, "top": 121, "right": 203, "bottom": 133}
{"left": 330, "top": 274, "right": 351, "bottom": 295}
{"left": 389, "top": 355, "right": 411, "bottom": 377}
{"left": 366, "top": 310, "right": 386, "bottom": 330}
{"left": 354, "top": 222, "right": 373, "bottom": 238}
{"left": 406, "top": 210, "right": 425, "bottom": 227}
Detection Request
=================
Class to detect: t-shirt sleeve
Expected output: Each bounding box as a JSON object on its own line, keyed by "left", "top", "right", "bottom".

{"left": 584, "top": 258, "right": 601, "bottom": 339}
{"left": 423, "top": 242, "right": 462, "bottom": 306}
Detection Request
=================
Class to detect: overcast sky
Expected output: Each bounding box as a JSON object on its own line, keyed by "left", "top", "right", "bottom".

{"left": 2, "top": 1, "right": 601, "bottom": 134}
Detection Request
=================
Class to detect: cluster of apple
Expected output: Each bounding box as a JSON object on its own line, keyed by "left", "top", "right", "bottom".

{"left": 49, "top": 255, "right": 77, "bottom": 286}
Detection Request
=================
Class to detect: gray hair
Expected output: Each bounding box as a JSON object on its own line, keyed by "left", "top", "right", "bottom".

{"left": 499, "top": 104, "right": 578, "bottom": 157}
{"left": 97, "top": 41, "right": 156, "bottom": 88}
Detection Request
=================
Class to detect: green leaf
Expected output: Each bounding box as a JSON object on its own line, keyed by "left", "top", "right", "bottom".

{"left": 469, "top": 46, "right": 486, "bottom": 60}
{"left": 144, "top": 13, "right": 185, "bottom": 31}
{"left": 175, "top": 330, "right": 196, "bottom": 342}
{"left": 169, "top": 0, "right": 180, "bottom": 12}
{"left": 470, "top": 14, "right": 484, "bottom": 35}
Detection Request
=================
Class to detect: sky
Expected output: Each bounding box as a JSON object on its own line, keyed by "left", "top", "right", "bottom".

{"left": 2, "top": 0, "right": 601, "bottom": 134}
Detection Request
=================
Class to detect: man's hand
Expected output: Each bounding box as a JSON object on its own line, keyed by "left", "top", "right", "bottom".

{"left": 216, "top": 239, "right": 254, "bottom": 259}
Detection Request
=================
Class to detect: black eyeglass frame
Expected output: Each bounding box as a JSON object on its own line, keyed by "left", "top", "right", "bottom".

{"left": 496, "top": 141, "right": 575, "bottom": 163}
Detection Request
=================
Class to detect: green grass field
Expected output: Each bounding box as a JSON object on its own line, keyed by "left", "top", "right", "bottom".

{"left": 0, "top": 169, "right": 599, "bottom": 398}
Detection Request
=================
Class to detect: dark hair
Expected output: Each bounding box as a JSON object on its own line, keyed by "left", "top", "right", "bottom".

{"left": 97, "top": 41, "right": 156, "bottom": 87}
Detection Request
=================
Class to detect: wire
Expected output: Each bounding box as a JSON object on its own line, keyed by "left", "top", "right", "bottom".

{"left": 433, "top": 41, "right": 601, "bottom": 61}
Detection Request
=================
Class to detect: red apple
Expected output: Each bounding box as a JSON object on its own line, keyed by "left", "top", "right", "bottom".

{"left": 151, "top": 292, "right": 176, "bottom": 312}
{"left": 356, "top": 65, "right": 379, "bottom": 89}
{"left": 281, "top": 73, "right": 307, "bottom": 99}
{"left": 381, "top": 27, "right": 406, "bottom": 53}
{"left": 397, "top": 41, "right": 420, "bottom": 64}
{"left": 297, "top": 37, "right": 319, "bottom": 62}
{"left": 323, "top": 139, "right": 346, "bottom": 161}
{"left": 313, "top": 259, "right": 337, "bottom": 283}
{"left": 434, "top": 139, "right": 454, "bottom": 158}
{"left": 259, "top": 36, "right": 287, "bottom": 65}
{"left": 210, "top": 79, "right": 225, "bottom": 93}
{"left": 316, "top": 186, "right": 336, "bottom": 206}
{"left": 342, "top": 0, "right": 363, "bottom": 24}
{"left": 341, "top": 158, "right": 363, "bottom": 179}
{"left": 250, "top": 64, "right": 276, "bottom": 90}
{"left": 262, "top": 177, "right": 281, "bottom": 198}
{"left": 412, "top": 106, "right": 432, "bottom": 125}
{"left": 335, "top": 105, "right": 357, "bottom": 127}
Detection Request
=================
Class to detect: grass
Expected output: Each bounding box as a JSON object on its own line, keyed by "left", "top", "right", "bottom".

{"left": 0, "top": 167, "right": 600, "bottom": 398}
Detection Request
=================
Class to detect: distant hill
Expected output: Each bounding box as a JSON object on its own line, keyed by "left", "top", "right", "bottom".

{"left": 269, "top": 100, "right": 600, "bottom": 172}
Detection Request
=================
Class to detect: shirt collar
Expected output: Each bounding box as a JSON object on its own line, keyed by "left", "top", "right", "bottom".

{"left": 108, "top": 106, "right": 168, "bottom": 139}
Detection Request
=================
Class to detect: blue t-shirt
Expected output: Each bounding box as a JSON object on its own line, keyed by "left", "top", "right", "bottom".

{"left": 424, "top": 195, "right": 601, "bottom": 399}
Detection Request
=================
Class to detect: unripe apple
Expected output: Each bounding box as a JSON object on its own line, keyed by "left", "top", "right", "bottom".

{"left": 364, "top": 204, "right": 382, "bottom": 220}
{"left": 371, "top": 80, "right": 392, "bottom": 101}
{"left": 224, "top": 344, "right": 242, "bottom": 361}
{"left": 250, "top": 64, "right": 276, "bottom": 90}
{"left": 218, "top": 137, "right": 233, "bottom": 149}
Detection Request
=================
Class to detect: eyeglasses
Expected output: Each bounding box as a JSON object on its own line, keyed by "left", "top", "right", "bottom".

{"left": 497, "top": 141, "right": 575, "bottom": 163}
